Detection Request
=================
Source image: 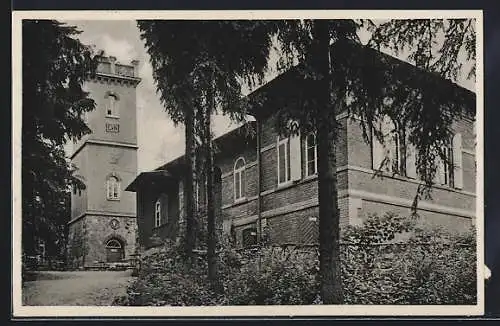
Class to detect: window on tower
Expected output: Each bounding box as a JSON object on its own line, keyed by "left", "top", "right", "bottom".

{"left": 106, "top": 93, "right": 119, "bottom": 118}
{"left": 106, "top": 175, "right": 121, "bottom": 200}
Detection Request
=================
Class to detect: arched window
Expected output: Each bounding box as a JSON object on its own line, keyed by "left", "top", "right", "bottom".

{"left": 106, "top": 175, "right": 120, "bottom": 200}
{"left": 305, "top": 133, "right": 317, "bottom": 176}
{"left": 105, "top": 239, "right": 122, "bottom": 249}
{"left": 234, "top": 157, "right": 246, "bottom": 201}
{"left": 106, "top": 92, "right": 119, "bottom": 117}
{"left": 155, "top": 199, "right": 161, "bottom": 227}
{"left": 154, "top": 194, "right": 169, "bottom": 227}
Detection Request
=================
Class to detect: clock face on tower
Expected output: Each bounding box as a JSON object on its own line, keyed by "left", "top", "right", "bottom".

{"left": 109, "top": 149, "right": 123, "bottom": 164}
{"left": 110, "top": 218, "right": 120, "bottom": 230}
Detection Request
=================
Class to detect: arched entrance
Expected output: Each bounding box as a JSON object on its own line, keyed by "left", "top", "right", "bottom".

{"left": 105, "top": 238, "right": 124, "bottom": 263}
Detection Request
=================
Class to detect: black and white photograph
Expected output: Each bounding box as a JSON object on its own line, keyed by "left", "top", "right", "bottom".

{"left": 12, "top": 10, "right": 483, "bottom": 317}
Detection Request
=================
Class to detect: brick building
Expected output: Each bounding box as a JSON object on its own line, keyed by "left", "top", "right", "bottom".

{"left": 127, "top": 42, "right": 476, "bottom": 250}
{"left": 67, "top": 55, "right": 141, "bottom": 268}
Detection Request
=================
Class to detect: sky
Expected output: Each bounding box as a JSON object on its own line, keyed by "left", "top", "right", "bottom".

{"left": 63, "top": 20, "right": 475, "bottom": 173}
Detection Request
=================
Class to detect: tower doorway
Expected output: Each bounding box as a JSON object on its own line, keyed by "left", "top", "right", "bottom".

{"left": 105, "top": 238, "right": 124, "bottom": 263}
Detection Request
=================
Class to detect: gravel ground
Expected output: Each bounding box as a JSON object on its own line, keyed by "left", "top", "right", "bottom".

{"left": 22, "top": 270, "right": 135, "bottom": 306}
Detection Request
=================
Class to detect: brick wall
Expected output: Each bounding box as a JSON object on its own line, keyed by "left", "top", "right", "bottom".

{"left": 345, "top": 115, "right": 476, "bottom": 193}
{"left": 133, "top": 86, "right": 476, "bottom": 247}
{"left": 345, "top": 113, "right": 476, "bottom": 232}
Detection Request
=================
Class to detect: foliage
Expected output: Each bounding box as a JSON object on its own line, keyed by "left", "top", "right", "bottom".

{"left": 22, "top": 20, "right": 99, "bottom": 257}
{"left": 115, "top": 213, "right": 476, "bottom": 306}
{"left": 369, "top": 19, "right": 476, "bottom": 81}
{"left": 114, "top": 241, "right": 224, "bottom": 306}
{"left": 135, "top": 18, "right": 476, "bottom": 305}
{"left": 137, "top": 21, "right": 277, "bottom": 125}
{"left": 266, "top": 19, "right": 476, "bottom": 204}
{"left": 137, "top": 20, "right": 278, "bottom": 285}
{"left": 362, "top": 19, "right": 476, "bottom": 201}
{"left": 341, "top": 212, "right": 476, "bottom": 304}
{"left": 251, "top": 20, "right": 475, "bottom": 304}
{"left": 222, "top": 246, "right": 320, "bottom": 305}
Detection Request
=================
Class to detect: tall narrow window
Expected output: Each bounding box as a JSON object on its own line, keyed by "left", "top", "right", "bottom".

{"left": 277, "top": 137, "right": 291, "bottom": 185}
{"left": 372, "top": 116, "right": 400, "bottom": 173}
{"left": 234, "top": 157, "right": 246, "bottom": 201}
{"left": 406, "top": 141, "right": 418, "bottom": 179}
{"left": 106, "top": 176, "right": 120, "bottom": 200}
{"left": 195, "top": 182, "right": 199, "bottom": 210}
{"left": 305, "top": 133, "right": 317, "bottom": 176}
{"left": 155, "top": 199, "right": 161, "bottom": 227}
{"left": 431, "top": 137, "right": 455, "bottom": 187}
{"left": 106, "top": 93, "right": 119, "bottom": 117}
{"left": 194, "top": 177, "right": 206, "bottom": 210}
{"left": 154, "top": 194, "right": 169, "bottom": 227}
{"left": 452, "top": 133, "right": 463, "bottom": 189}
{"left": 444, "top": 144, "right": 454, "bottom": 186}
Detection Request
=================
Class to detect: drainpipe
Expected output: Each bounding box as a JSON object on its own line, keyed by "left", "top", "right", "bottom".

{"left": 256, "top": 118, "right": 262, "bottom": 244}
{"left": 256, "top": 118, "right": 263, "bottom": 272}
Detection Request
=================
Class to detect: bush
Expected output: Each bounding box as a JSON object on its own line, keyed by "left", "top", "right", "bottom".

{"left": 114, "top": 241, "right": 225, "bottom": 306}
{"left": 222, "top": 245, "right": 320, "bottom": 305}
{"left": 341, "top": 212, "right": 476, "bottom": 304}
{"left": 115, "top": 213, "right": 476, "bottom": 306}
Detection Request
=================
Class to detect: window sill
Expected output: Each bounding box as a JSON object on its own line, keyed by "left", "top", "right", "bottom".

{"left": 303, "top": 173, "right": 318, "bottom": 182}
{"left": 107, "top": 198, "right": 120, "bottom": 201}
{"left": 277, "top": 180, "right": 294, "bottom": 190}
{"left": 263, "top": 176, "right": 318, "bottom": 197}
{"left": 152, "top": 224, "right": 168, "bottom": 230}
{"left": 106, "top": 115, "right": 120, "bottom": 119}
{"left": 234, "top": 197, "right": 247, "bottom": 204}
{"left": 371, "top": 169, "right": 461, "bottom": 192}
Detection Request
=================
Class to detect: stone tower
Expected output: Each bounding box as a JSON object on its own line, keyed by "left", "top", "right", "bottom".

{"left": 67, "top": 55, "right": 141, "bottom": 268}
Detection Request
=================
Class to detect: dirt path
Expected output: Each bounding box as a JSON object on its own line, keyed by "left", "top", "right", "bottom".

{"left": 22, "top": 270, "right": 135, "bottom": 306}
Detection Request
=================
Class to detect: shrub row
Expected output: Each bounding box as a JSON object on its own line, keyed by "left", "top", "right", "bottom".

{"left": 114, "top": 213, "right": 476, "bottom": 306}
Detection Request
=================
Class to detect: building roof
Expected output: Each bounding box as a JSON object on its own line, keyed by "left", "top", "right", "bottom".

{"left": 247, "top": 39, "right": 476, "bottom": 119}
{"left": 125, "top": 170, "right": 177, "bottom": 192}
{"left": 152, "top": 120, "right": 257, "bottom": 172}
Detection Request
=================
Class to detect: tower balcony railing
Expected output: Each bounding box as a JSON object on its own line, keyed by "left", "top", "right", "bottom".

{"left": 97, "top": 62, "right": 112, "bottom": 74}
{"left": 96, "top": 56, "right": 139, "bottom": 78}
{"left": 115, "top": 64, "right": 135, "bottom": 78}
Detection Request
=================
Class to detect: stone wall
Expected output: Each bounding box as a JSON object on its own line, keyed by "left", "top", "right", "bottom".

{"left": 67, "top": 215, "right": 137, "bottom": 268}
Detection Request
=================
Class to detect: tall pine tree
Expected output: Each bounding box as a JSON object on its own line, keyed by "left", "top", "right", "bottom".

{"left": 22, "top": 20, "right": 99, "bottom": 261}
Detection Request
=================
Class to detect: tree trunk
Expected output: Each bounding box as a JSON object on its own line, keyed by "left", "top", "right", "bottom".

{"left": 313, "top": 20, "right": 343, "bottom": 304}
{"left": 184, "top": 108, "right": 196, "bottom": 260}
{"left": 205, "top": 72, "right": 222, "bottom": 293}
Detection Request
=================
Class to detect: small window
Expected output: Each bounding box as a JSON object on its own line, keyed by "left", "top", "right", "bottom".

{"left": 155, "top": 199, "right": 161, "bottom": 227}
{"left": 305, "top": 133, "right": 317, "bottom": 176}
{"left": 242, "top": 227, "right": 258, "bottom": 247}
{"left": 106, "top": 93, "right": 119, "bottom": 117}
{"left": 234, "top": 157, "right": 246, "bottom": 201}
{"left": 106, "top": 176, "right": 120, "bottom": 200}
{"left": 277, "top": 137, "right": 291, "bottom": 185}
{"left": 155, "top": 194, "right": 169, "bottom": 227}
